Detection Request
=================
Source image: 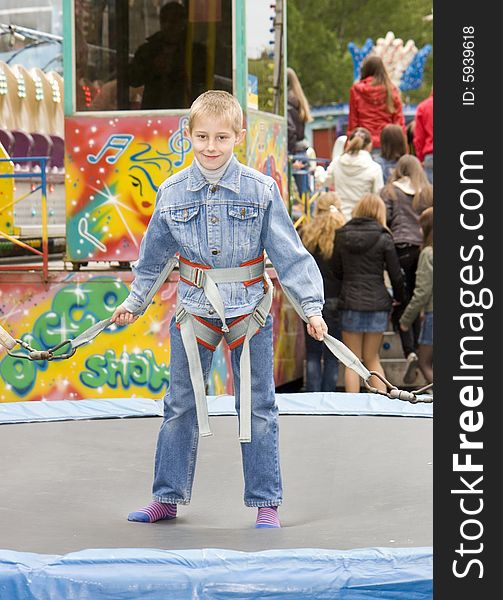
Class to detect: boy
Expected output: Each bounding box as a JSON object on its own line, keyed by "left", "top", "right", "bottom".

{"left": 111, "top": 90, "right": 327, "bottom": 528}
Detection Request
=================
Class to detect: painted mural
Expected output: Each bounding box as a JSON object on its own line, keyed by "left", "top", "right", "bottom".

{"left": 4, "top": 110, "right": 302, "bottom": 404}
{"left": 65, "top": 115, "right": 193, "bottom": 263}
{"left": 0, "top": 270, "right": 304, "bottom": 402}
{"left": 246, "top": 111, "right": 287, "bottom": 201}
{"left": 65, "top": 112, "right": 287, "bottom": 265}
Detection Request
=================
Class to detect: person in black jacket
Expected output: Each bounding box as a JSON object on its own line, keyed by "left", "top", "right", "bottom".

{"left": 334, "top": 193, "right": 405, "bottom": 392}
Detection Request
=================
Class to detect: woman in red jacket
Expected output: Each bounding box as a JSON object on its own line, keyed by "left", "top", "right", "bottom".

{"left": 348, "top": 55, "right": 405, "bottom": 151}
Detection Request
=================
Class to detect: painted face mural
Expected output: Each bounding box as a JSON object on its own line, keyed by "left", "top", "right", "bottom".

{"left": 66, "top": 112, "right": 288, "bottom": 264}
{"left": 66, "top": 115, "right": 193, "bottom": 262}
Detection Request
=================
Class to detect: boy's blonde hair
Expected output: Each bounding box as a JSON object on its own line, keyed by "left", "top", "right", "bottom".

{"left": 352, "top": 193, "right": 387, "bottom": 228}
{"left": 188, "top": 90, "right": 243, "bottom": 134}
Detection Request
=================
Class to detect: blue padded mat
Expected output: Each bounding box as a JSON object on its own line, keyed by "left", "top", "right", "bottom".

{"left": 0, "top": 392, "right": 432, "bottom": 424}
{"left": 0, "top": 547, "right": 432, "bottom": 600}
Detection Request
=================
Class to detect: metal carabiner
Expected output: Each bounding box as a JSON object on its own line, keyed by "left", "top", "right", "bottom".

{"left": 42, "top": 339, "right": 76, "bottom": 361}
{"left": 5, "top": 339, "right": 76, "bottom": 362}
{"left": 364, "top": 371, "right": 433, "bottom": 404}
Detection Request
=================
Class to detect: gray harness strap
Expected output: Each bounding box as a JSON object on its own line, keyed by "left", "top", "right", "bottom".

{"left": 234, "top": 273, "right": 273, "bottom": 442}
{"left": 176, "top": 308, "right": 213, "bottom": 437}
{"left": 179, "top": 259, "right": 265, "bottom": 334}
{"left": 70, "top": 258, "right": 179, "bottom": 350}
{"left": 278, "top": 284, "right": 372, "bottom": 381}
{"left": 175, "top": 270, "right": 273, "bottom": 442}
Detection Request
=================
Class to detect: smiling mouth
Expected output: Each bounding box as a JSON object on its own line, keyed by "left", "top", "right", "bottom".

{"left": 141, "top": 201, "right": 152, "bottom": 208}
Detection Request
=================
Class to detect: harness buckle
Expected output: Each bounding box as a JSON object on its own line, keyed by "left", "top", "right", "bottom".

{"left": 193, "top": 267, "right": 206, "bottom": 288}
{"left": 252, "top": 306, "right": 267, "bottom": 328}
{"left": 175, "top": 306, "right": 188, "bottom": 324}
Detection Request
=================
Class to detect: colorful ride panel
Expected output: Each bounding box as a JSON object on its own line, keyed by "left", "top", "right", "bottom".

{"left": 0, "top": 269, "right": 303, "bottom": 402}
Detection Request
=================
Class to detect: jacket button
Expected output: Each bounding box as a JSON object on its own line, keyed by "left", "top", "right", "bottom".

{"left": 212, "top": 249, "right": 219, "bottom": 255}
{"left": 211, "top": 216, "right": 218, "bottom": 224}
{"left": 210, "top": 185, "right": 218, "bottom": 193}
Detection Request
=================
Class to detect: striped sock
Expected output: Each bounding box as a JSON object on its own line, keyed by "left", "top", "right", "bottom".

{"left": 255, "top": 506, "right": 281, "bottom": 528}
{"left": 128, "top": 501, "right": 177, "bottom": 523}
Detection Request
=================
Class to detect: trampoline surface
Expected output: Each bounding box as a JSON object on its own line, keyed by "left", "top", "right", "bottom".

{"left": 0, "top": 414, "right": 432, "bottom": 554}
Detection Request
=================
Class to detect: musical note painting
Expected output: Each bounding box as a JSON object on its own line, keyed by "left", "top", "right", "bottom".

{"left": 65, "top": 115, "right": 193, "bottom": 262}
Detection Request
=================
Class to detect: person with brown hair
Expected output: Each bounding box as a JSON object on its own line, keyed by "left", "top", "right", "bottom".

{"left": 348, "top": 55, "right": 406, "bottom": 151}
{"left": 287, "top": 67, "right": 314, "bottom": 196}
{"left": 326, "top": 127, "right": 384, "bottom": 221}
{"left": 333, "top": 193, "right": 405, "bottom": 393}
{"left": 400, "top": 207, "right": 433, "bottom": 383}
{"left": 287, "top": 67, "right": 313, "bottom": 155}
{"left": 380, "top": 154, "right": 433, "bottom": 383}
{"left": 375, "top": 124, "right": 408, "bottom": 183}
{"left": 299, "top": 192, "right": 346, "bottom": 391}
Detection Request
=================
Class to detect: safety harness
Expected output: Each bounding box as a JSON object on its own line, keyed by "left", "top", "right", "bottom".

{"left": 176, "top": 254, "right": 273, "bottom": 442}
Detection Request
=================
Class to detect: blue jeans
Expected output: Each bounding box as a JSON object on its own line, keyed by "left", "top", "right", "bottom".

{"left": 304, "top": 298, "right": 340, "bottom": 391}
{"left": 152, "top": 314, "right": 282, "bottom": 507}
{"left": 423, "top": 153, "right": 433, "bottom": 183}
{"left": 419, "top": 311, "right": 433, "bottom": 345}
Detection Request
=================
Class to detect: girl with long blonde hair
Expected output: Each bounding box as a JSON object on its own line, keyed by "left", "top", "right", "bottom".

{"left": 301, "top": 192, "right": 346, "bottom": 259}
{"left": 287, "top": 67, "right": 313, "bottom": 196}
{"left": 287, "top": 67, "right": 313, "bottom": 125}
{"left": 299, "top": 192, "right": 345, "bottom": 391}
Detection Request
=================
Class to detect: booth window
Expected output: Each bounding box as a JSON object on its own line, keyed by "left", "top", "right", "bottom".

{"left": 74, "top": 0, "right": 233, "bottom": 112}
{"left": 246, "top": 0, "right": 284, "bottom": 115}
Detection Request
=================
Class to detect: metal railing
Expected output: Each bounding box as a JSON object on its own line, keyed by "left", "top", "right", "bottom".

{"left": 0, "top": 156, "right": 49, "bottom": 280}
{"left": 288, "top": 154, "right": 331, "bottom": 229}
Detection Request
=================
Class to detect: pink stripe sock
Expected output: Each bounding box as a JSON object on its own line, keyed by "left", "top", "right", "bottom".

{"left": 255, "top": 506, "right": 281, "bottom": 528}
{"left": 128, "top": 501, "right": 177, "bottom": 523}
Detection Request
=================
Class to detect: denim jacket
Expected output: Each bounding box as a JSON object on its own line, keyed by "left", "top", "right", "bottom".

{"left": 122, "top": 156, "right": 324, "bottom": 319}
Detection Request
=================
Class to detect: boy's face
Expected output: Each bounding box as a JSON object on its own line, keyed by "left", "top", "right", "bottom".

{"left": 188, "top": 116, "right": 245, "bottom": 171}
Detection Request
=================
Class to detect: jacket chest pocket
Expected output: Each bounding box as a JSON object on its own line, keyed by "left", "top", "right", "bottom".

{"left": 228, "top": 205, "right": 259, "bottom": 249}
{"left": 167, "top": 206, "right": 201, "bottom": 249}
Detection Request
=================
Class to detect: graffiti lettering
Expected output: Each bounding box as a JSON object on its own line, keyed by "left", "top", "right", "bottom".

{"left": 81, "top": 349, "right": 169, "bottom": 392}
{"left": 0, "top": 278, "right": 144, "bottom": 398}
{"left": 0, "top": 333, "right": 48, "bottom": 396}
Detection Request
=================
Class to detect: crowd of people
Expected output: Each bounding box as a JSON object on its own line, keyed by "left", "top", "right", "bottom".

{"left": 289, "top": 55, "right": 434, "bottom": 393}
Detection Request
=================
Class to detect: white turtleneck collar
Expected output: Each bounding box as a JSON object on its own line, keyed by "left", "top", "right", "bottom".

{"left": 194, "top": 155, "right": 234, "bottom": 185}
